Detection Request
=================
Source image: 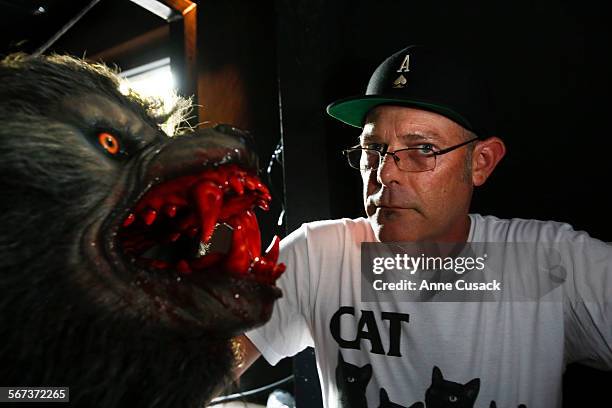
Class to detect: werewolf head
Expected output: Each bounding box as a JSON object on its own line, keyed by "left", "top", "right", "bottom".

{"left": 0, "top": 54, "right": 284, "bottom": 407}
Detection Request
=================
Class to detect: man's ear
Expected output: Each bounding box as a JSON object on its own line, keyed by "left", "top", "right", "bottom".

{"left": 471, "top": 136, "right": 506, "bottom": 186}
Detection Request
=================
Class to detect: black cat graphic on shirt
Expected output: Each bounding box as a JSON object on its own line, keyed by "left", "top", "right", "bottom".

{"left": 336, "top": 350, "right": 372, "bottom": 408}
{"left": 489, "top": 402, "right": 527, "bottom": 408}
{"left": 424, "top": 366, "right": 480, "bottom": 408}
{"left": 379, "top": 387, "right": 424, "bottom": 408}
{"left": 336, "top": 353, "right": 526, "bottom": 408}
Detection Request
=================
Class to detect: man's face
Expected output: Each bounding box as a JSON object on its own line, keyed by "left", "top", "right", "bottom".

{"left": 361, "top": 105, "right": 474, "bottom": 242}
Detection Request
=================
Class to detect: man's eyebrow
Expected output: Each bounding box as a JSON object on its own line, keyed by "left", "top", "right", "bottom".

{"left": 359, "top": 132, "right": 439, "bottom": 143}
{"left": 398, "top": 132, "right": 438, "bottom": 143}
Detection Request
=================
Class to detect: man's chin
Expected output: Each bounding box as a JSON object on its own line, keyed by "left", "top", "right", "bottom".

{"left": 369, "top": 210, "right": 427, "bottom": 242}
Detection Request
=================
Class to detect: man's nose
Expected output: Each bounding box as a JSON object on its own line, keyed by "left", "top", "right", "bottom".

{"left": 377, "top": 152, "right": 401, "bottom": 186}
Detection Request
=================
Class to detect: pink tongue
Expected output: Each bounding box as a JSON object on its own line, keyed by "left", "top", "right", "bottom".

{"left": 192, "top": 181, "right": 223, "bottom": 243}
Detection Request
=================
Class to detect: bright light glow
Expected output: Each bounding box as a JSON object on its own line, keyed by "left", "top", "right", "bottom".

{"left": 120, "top": 58, "right": 178, "bottom": 112}
{"left": 119, "top": 58, "right": 184, "bottom": 134}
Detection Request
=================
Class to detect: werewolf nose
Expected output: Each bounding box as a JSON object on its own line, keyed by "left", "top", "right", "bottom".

{"left": 149, "top": 125, "right": 258, "bottom": 173}
{"left": 144, "top": 126, "right": 259, "bottom": 183}
{"left": 213, "top": 124, "right": 257, "bottom": 153}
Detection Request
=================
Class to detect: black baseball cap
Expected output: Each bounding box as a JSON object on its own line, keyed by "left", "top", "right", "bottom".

{"left": 326, "top": 45, "right": 494, "bottom": 137}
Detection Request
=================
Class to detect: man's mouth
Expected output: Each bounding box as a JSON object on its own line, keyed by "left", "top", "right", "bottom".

{"left": 118, "top": 163, "right": 285, "bottom": 284}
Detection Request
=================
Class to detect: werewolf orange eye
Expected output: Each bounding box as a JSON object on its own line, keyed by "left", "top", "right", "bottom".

{"left": 98, "top": 132, "right": 120, "bottom": 155}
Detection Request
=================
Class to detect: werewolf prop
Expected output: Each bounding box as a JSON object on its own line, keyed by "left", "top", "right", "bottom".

{"left": 0, "top": 54, "right": 285, "bottom": 407}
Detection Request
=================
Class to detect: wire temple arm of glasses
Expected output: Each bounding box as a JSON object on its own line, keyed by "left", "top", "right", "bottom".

{"left": 433, "top": 137, "right": 480, "bottom": 155}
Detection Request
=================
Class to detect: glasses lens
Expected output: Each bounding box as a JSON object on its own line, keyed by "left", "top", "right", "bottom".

{"left": 346, "top": 149, "right": 379, "bottom": 170}
{"left": 395, "top": 148, "right": 435, "bottom": 171}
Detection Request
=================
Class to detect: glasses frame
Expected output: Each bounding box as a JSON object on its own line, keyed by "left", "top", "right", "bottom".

{"left": 342, "top": 137, "right": 480, "bottom": 172}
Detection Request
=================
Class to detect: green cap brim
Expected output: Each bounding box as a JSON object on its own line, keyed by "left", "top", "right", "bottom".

{"left": 326, "top": 95, "right": 473, "bottom": 130}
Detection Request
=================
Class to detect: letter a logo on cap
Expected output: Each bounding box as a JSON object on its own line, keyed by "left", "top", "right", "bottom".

{"left": 396, "top": 54, "right": 410, "bottom": 72}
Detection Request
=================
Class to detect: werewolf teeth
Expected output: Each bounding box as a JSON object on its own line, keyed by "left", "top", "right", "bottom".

{"left": 123, "top": 213, "right": 135, "bottom": 227}
{"left": 219, "top": 195, "right": 258, "bottom": 219}
{"left": 227, "top": 210, "right": 261, "bottom": 260}
{"left": 271, "top": 264, "right": 286, "bottom": 280}
{"left": 142, "top": 208, "right": 157, "bottom": 226}
{"left": 243, "top": 210, "right": 261, "bottom": 258}
{"left": 256, "top": 200, "right": 269, "bottom": 211}
{"left": 119, "top": 164, "right": 283, "bottom": 283}
{"left": 264, "top": 235, "right": 280, "bottom": 265}
{"left": 229, "top": 175, "right": 244, "bottom": 195}
{"left": 244, "top": 177, "right": 256, "bottom": 190}
{"left": 164, "top": 204, "right": 177, "bottom": 218}
{"left": 224, "top": 223, "right": 250, "bottom": 275}
{"left": 192, "top": 181, "right": 223, "bottom": 243}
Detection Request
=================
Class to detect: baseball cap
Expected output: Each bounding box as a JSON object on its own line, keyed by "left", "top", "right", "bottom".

{"left": 326, "top": 45, "right": 494, "bottom": 137}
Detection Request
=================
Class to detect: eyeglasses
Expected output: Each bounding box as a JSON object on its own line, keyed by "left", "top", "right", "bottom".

{"left": 342, "top": 137, "right": 479, "bottom": 172}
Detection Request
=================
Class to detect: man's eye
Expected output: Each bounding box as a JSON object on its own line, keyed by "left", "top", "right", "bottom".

{"left": 363, "top": 143, "right": 385, "bottom": 151}
{"left": 416, "top": 143, "right": 434, "bottom": 153}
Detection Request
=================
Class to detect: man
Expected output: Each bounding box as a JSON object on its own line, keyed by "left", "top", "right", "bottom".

{"left": 235, "top": 45, "right": 612, "bottom": 407}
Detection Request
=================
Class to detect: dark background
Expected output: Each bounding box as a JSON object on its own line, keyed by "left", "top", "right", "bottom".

{"left": 1, "top": 0, "right": 610, "bottom": 406}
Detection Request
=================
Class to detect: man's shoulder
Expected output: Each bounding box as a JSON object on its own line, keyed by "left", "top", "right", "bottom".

{"left": 284, "top": 217, "right": 374, "bottom": 246}
{"left": 470, "top": 213, "right": 590, "bottom": 242}
{"left": 301, "top": 216, "right": 371, "bottom": 231}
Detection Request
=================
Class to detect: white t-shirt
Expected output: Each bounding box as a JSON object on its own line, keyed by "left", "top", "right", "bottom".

{"left": 246, "top": 214, "right": 612, "bottom": 408}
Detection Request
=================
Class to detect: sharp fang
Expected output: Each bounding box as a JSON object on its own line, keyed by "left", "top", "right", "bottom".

{"left": 193, "top": 181, "right": 223, "bottom": 243}
{"left": 123, "top": 213, "right": 135, "bottom": 227}
{"left": 255, "top": 181, "right": 270, "bottom": 197}
{"left": 229, "top": 175, "right": 244, "bottom": 195}
{"left": 142, "top": 209, "right": 157, "bottom": 226}
{"left": 244, "top": 176, "right": 256, "bottom": 190}
{"left": 242, "top": 210, "right": 261, "bottom": 258}
{"left": 271, "top": 263, "right": 286, "bottom": 280}
{"left": 257, "top": 199, "right": 270, "bottom": 211}
{"left": 263, "top": 235, "right": 281, "bottom": 265}
{"left": 226, "top": 211, "right": 260, "bottom": 262}
{"left": 223, "top": 223, "right": 250, "bottom": 275}
{"left": 164, "top": 204, "right": 177, "bottom": 218}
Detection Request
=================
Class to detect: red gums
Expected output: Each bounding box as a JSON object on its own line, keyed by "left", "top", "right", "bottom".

{"left": 120, "top": 164, "right": 284, "bottom": 284}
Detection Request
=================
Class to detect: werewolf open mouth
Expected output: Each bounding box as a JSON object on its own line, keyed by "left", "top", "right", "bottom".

{"left": 120, "top": 164, "right": 283, "bottom": 283}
